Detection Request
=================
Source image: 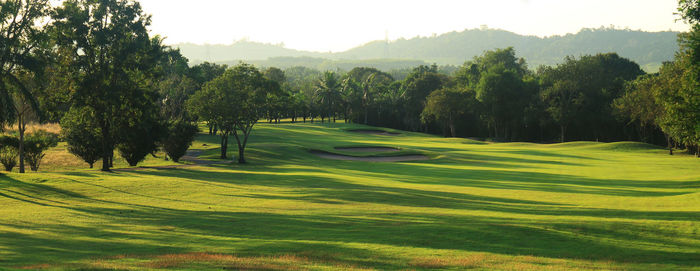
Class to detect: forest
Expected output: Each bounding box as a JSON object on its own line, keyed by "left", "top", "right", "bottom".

{"left": 0, "top": 0, "right": 699, "bottom": 175}
{"left": 176, "top": 27, "right": 679, "bottom": 72}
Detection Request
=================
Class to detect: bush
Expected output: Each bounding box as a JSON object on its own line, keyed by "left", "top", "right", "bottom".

{"left": 61, "top": 107, "right": 103, "bottom": 168}
{"left": 0, "top": 135, "right": 19, "bottom": 149}
{"left": 117, "top": 120, "right": 166, "bottom": 167}
{"left": 24, "top": 130, "right": 59, "bottom": 172}
{"left": 0, "top": 146, "right": 18, "bottom": 171}
{"left": 163, "top": 121, "right": 199, "bottom": 162}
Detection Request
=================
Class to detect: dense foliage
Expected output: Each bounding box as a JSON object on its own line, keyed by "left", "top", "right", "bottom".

{"left": 162, "top": 121, "right": 199, "bottom": 163}
{"left": 60, "top": 107, "right": 102, "bottom": 168}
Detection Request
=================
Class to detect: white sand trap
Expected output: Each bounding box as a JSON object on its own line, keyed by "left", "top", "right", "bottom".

{"left": 311, "top": 150, "right": 428, "bottom": 162}
{"left": 335, "top": 147, "right": 400, "bottom": 153}
{"left": 347, "top": 129, "right": 400, "bottom": 136}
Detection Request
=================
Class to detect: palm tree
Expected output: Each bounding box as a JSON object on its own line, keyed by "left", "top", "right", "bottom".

{"left": 314, "top": 71, "right": 342, "bottom": 122}
{"left": 360, "top": 73, "right": 377, "bottom": 124}
{"left": 0, "top": 0, "right": 48, "bottom": 130}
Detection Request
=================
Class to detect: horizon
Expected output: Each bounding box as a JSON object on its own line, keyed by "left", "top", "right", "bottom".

{"left": 139, "top": 0, "right": 690, "bottom": 52}
{"left": 166, "top": 26, "right": 684, "bottom": 52}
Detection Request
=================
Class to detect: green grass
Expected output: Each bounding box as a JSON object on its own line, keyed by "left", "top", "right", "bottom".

{"left": 1, "top": 122, "right": 699, "bottom": 270}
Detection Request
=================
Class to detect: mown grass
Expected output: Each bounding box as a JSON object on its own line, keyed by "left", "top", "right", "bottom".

{"left": 0, "top": 122, "right": 699, "bottom": 270}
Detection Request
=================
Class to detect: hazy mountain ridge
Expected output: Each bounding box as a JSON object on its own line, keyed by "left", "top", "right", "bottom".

{"left": 174, "top": 28, "right": 680, "bottom": 72}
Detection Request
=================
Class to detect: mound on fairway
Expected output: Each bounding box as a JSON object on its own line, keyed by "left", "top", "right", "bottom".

{"left": 310, "top": 150, "right": 428, "bottom": 162}
{"left": 334, "top": 146, "right": 400, "bottom": 152}
{"left": 346, "top": 129, "right": 400, "bottom": 136}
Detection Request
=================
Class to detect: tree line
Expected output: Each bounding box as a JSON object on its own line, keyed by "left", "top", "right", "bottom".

{"left": 0, "top": 0, "right": 281, "bottom": 172}
{"left": 1, "top": 0, "right": 698, "bottom": 175}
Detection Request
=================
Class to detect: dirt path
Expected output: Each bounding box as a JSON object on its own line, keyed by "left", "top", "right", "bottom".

{"left": 310, "top": 150, "right": 428, "bottom": 162}
{"left": 114, "top": 150, "right": 230, "bottom": 172}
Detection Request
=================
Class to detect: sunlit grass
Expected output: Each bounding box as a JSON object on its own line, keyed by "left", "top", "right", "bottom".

{"left": 0, "top": 122, "right": 698, "bottom": 270}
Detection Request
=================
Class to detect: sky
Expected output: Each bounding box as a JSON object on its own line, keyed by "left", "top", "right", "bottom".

{"left": 137, "top": 0, "right": 690, "bottom": 53}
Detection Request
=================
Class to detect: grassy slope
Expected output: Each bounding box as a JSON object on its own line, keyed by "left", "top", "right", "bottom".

{"left": 0, "top": 122, "right": 699, "bottom": 270}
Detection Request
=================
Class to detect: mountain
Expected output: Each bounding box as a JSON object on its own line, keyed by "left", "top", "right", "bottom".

{"left": 173, "top": 27, "right": 680, "bottom": 72}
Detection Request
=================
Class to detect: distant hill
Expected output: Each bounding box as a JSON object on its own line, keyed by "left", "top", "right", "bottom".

{"left": 174, "top": 27, "right": 680, "bottom": 72}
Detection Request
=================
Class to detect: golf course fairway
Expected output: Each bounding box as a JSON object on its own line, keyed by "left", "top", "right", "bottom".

{"left": 0, "top": 123, "right": 698, "bottom": 270}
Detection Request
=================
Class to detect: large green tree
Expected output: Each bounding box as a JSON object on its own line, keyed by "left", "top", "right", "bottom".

{"left": 401, "top": 65, "right": 446, "bottom": 132}
{"left": 457, "top": 48, "right": 529, "bottom": 140}
{"left": 421, "top": 87, "right": 475, "bottom": 137}
{"left": 541, "top": 79, "right": 584, "bottom": 142}
{"left": 188, "top": 63, "right": 279, "bottom": 163}
{"left": 538, "top": 53, "right": 644, "bottom": 142}
{"left": 53, "top": 0, "right": 164, "bottom": 171}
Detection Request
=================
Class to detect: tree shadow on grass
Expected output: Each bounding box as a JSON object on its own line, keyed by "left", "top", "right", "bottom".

{"left": 1, "top": 172, "right": 699, "bottom": 269}
{"left": 2, "top": 204, "right": 698, "bottom": 269}
{"left": 129, "top": 167, "right": 700, "bottom": 222}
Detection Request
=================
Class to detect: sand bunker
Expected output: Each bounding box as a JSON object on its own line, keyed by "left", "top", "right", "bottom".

{"left": 334, "top": 147, "right": 400, "bottom": 153}
{"left": 347, "top": 129, "right": 400, "bottom": 136}
{"left": 311, "top": 150, "right": 428, "bottom": 162}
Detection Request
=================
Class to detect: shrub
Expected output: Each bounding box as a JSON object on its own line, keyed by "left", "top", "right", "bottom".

{"left": 61, "top": 107, "right": 102, "bottom": 168}
{"left": 0, "top": 135, "right": 19, "bottom": 149}
{"left": 117, "top": 120, "right": 166, "bottom": 167}
{"left": 163, "top": 121, "right": 199, "bottom": 162}
{"left": 24, "top": 130, "right": 59, "bottom": 172}
{"left": 0, "top": 146, "right": 18, "bottom": 171}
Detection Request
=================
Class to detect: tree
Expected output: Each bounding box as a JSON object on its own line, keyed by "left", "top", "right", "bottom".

{"left": 538, "top": 53, "right": 644, "bottom": 142}
{"left": 314, "top": 71, "right": 342, "bottom": 123}
{"left": 345, "top": 67, "right": 394, "bottom": 124}
{"left": 188, "top": 62, "right": 227, "bottom": 86}
{"left": 163, "top": 120, "right": 199, "bottom": 162}
{"left": 421, "top": 87, "right": 474, "bottom": 137}
{"left": 475, "top": 65, "right": 528, "bottom": 140}
{"left": 340, "top": 77, "right": 362, "bottom": 123}
{"left": 8, "top": 70, "right": 39, "bottom": 173}
{"left": 23, "top": 130, "right": 58, "bottom": 171}
{"left": 653, "top": 54, "right": 700, "bottom": 156}
{"left": 614, "top": 74, "right": 666, "bottom": 145}
{"left": 60, "top": 107, "right": 102, "bottom": 168}
{"left": 159, "top": 75, "right": 198, "bottom": 120}
{"left": 676, "top": 0, "right": 700, "bottom": 156}
{"left": 541, "top": 79, "right": 584, "bottom": 142}
{"left": 188, "top": 71, "right": 235, "bottom": 160}
{"left": 402, "top": 65, "right": 445, "bottom": 131}
{"left": 53, "top": 0, "right": 165, "bottom": 171}
{"left": 188, "top": 63, "right": 279, "bottom": 163}
{"left": 679, "top": 0, "right": 700, "bottom": 64}
{"left": 0, "top": 0, "right": 49, "bottom": 129}
{"left": 0, "top": 146, "right": 18, "bottom": 171}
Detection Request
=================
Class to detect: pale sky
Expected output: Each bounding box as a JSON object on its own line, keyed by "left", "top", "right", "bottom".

{"left": 138, "top": 0, "right": 690, "bottom": 52}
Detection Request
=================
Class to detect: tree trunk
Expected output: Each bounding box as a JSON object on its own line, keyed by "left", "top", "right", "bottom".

{"left": 18, "top": 115, "right": 25, "bottom": 173}
{"left": 100, "top": 120, "right": 111, "bottom": 172}
{"left": 233, "top": 124, "right": 255, "bottom": 164}
{"left": 560, "top": 125, "right": 566, "bottom": 143}
{"left": 364, "top": 106, "right": 368, "bottom": 125}
{"left": 220, "top": 132, "right": 228, "bottom": 159}
{"left": 666, "top": 134, "right": 673, "bottom": 155}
